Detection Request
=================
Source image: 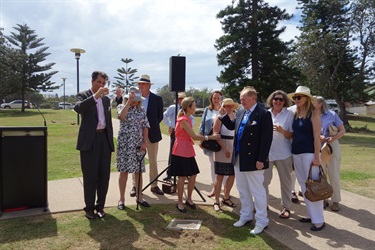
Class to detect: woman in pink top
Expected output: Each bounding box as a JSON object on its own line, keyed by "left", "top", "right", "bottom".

{"left": 170, "top": 97, "right": 220, "bottom": 213}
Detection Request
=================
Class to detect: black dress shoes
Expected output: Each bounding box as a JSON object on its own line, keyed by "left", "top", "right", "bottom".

{"left": 137, "top": 200, "right": 150, "bottom": 207}
{"left": 176, "top": 204, "right": 187, "bottom": 213}
{"left": 130, "top": 186, "right": 136, "bottom": 197}
{"left": 151, "top": 186, "right": 164, "bottom": 195}
{"left": 310, "top": 222, "right": 325, "bottom": 231}
{"left": 85, "top": 210, "right": 96, "bottom": 220}
{"left": 96, "top": 209, "right": 106, "bottom": 218}
{"left": 118, "top": 202, "right": 125, "bottom": 210}
{"left": 299, "top": 218, "right": 312, "bottom": 223}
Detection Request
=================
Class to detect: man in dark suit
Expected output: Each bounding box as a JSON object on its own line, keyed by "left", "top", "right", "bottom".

{"left": 135, "top": 74, "right": 165, "bottom": 195}
{"left": 220, "top": 86, "right": 273, "bottom": 235}
{"left": 74, "top": 71, "right": 114, "bottom": 219}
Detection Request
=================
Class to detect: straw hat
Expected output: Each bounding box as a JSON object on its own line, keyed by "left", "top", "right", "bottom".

{"left": 321, "top": 142, "right": 333, "bottom": 165}
{"left": 137, "top": 74, "right": 153, "bottom": 85}
{"left": 221, "top": 98, "right": 239, "bottom": 109}
{"left": 288, "top": 86, "right": 315, "bottom": 103}
{"left": 178, "top": 92, "right": 186, "bottom": 99}
{"left": 124, "top": 86, "right": 144, "bottom": 102}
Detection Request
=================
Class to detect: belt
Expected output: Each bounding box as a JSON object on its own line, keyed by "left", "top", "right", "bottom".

{"left": 96, "top": 129, "right": 106, "bottom": 133}
{"left": 221, "top": 135, "right": 234, "bottom": 140}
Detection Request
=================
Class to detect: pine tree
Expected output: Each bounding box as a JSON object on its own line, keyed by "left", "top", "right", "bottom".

{"left": 5, "top": 23, "right": 58, "bottom": 111}
{"left": 215, "top": 0, "right": 301, "bottom": 101}
{"left": 294, "top": 0, "right": 363, "bottom": 125}
{"left": 114, "top": 58, "right": 139, "bottom": 94}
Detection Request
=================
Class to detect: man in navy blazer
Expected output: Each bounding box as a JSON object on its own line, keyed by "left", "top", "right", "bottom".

{"left": 74, "top": 71, "right": 114, "bottom": 220}
{"left": 220, "top": 86, "right": 273, "bottom": 235}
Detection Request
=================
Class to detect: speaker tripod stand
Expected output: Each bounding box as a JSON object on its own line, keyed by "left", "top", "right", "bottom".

{"left": 142, "top": 91, "right": 206, "bottom": 202}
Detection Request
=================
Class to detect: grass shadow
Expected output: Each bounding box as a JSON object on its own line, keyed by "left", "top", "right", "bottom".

{"left": 0, "top": 214, "right": 57, "bottom": 243}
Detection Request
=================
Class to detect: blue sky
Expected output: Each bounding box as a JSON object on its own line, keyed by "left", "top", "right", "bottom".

{"left": 0, "top": 0, "right": 301, "bottom": 96}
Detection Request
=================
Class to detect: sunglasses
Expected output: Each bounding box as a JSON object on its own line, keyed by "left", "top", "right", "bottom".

{"left": 273, "top": 97, "right": 285, "bottom": 102}
{"left": 292, "top": 95, "right": 304, "bottom": 101}
{"left": 223, "top": 105, "right": 234, "bottom": 108}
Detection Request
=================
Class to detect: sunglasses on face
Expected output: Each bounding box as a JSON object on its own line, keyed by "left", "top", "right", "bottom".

{"left": 273, "top": 97, "right": 285, "bottom": 102}
{"left": 223, "top": 105, "right": 233, "bottom": 108}
{"left": 292, "top": 95, "right": 304, "bottom": 101}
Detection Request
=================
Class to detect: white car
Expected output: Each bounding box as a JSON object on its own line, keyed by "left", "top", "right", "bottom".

{"left": 1, "top": 100, "right": 29, "bottom": 109}
{"left": 58, "top": 102, "right": 72, "bottom": 109}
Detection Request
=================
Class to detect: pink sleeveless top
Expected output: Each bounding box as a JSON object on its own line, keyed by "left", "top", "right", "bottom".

{"left": 172, "top": 116, "right": 195, "bottom": 157}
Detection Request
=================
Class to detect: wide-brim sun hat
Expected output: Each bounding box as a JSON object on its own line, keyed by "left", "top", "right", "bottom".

{"left": 124, "top": 86, "right": 144, "bottom": 102}
{"left": 137, "top": 74, "right": 153, "bottom": 85}
{"left": 221, "top": 98, "right": 240, "bottom": 109}
{"left": 287, "top": 86, "right": 315, "bottom": 103}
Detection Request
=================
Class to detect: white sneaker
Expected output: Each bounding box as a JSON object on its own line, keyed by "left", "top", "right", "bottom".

{"left": 233, "top": 219, "right": 252, "bottom": 227}
{"left": 250, "top": 225, "right": 268, "bottom": 235}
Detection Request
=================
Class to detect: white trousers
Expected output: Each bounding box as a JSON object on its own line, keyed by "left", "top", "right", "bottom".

{"left": 293, "top": 153, "right": 324, "bottom": 224}
{"left": 235, "top": 156, "right": 269, "bottom": 227}
{"left": 321, "top": 140, "right": 341, "bottom": 202}
{"left": 263, "top": 156, "right": 293, "bottom": 209}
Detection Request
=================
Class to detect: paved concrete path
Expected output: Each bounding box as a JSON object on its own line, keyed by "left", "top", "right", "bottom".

{"left": 1, "top": 118, "right": 374, "bottom": 249}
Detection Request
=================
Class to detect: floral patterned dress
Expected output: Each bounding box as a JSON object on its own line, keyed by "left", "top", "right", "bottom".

{"left": 116, "top": 104, "right": 150, "bottom": 173}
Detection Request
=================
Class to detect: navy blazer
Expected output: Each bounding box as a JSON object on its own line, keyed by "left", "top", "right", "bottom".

{"left": 74, "top": 89, "right": 114, "bottom": 152}
{"left": 146, "top": 92, "right": 163, "bottom": 143}
{"left": 220, "top": 103, "right": 273, "bottom": 172}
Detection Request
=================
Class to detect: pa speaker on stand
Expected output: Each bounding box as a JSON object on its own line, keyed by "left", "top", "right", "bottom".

{"left": 169, "top": 56, "right": 186, "bottom": 92}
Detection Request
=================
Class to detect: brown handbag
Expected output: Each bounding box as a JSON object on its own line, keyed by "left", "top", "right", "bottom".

{"left": 304, "top": 164, "right": 333, "bottom": 202}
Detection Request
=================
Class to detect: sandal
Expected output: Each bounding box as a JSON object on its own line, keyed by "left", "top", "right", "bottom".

{"left": 214, "top": 203, "right": 223, "bottom": 212}
{"left": 207, "top": 192, "right": 215, "bottom": 198}
{"left": 279, "top": 208, "right": 290, "bottom": 219}
{"left": 222, "top": 198, "right": 237, "bottom": 207}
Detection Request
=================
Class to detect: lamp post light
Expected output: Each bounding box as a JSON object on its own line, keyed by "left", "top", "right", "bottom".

{"left": 70, "top": 48, "right": 85, "bottom": 124}
{"left": 61, "top": 77, "right": 67, "bottom": 110}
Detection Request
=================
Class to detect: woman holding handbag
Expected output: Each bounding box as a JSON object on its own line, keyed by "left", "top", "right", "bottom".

{"left": 314, "top": 96, "right": 346, "bottom": 211}
{"left": 198, "top": 90, "right": 224, "bottom": 197}
{"left": 288, "top": 86, "right": 324, "bottom": 231}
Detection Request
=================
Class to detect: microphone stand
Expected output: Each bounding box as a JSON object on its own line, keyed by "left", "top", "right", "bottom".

{"left": 36, "top": 105, "right": 47, "bottom": 127}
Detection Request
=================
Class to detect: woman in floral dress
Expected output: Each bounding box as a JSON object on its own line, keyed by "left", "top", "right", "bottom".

{"left": 116, "top": 87, "right": 150, "bottom": 209}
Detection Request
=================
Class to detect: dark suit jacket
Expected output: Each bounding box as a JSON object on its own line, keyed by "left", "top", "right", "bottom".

{"left": 146, "top": 92, "right": 163, "bottom": 143}
{"left": 220, "top": 103, "right": 273, "bottom": 172}
{"left": 74, "top": 89, "right": 114, "bottom": 152}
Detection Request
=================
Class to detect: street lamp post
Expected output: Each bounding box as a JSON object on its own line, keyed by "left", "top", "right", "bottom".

{"left": 70, "top": 48, "right": 85, "bottom": 125}
{"left": 62, "top": 77, "right": 67, "bottom": 110}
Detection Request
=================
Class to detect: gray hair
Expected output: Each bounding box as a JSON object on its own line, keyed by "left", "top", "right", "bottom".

{"left": 314, "top": 96, "right": 329, "bottom": 113}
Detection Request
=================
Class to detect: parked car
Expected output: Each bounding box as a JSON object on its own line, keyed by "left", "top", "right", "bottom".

{"left": 58, "top": 102, "right": 72, "bottom": 109}
{"left": 1, "top": 100, "right": 29, "bottom": 109}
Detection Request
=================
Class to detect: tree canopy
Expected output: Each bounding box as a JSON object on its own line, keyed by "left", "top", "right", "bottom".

{"left": 215, "top": 0, "right": 301, "bottom": 101}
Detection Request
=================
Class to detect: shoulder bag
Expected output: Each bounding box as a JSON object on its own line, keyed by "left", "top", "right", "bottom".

{"left": 304, "top": 164, "right": 333, "bottom": 202}
{"left": 200, "top": 108, "right": 221, "bottom": 152}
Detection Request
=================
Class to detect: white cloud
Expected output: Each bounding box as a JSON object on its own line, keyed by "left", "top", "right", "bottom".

{"left": 1, "top": 0, "right": 299, "bottom": 96}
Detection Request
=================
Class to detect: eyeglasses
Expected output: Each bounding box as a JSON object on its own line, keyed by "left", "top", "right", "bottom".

{"left": 292, "top": 95, "right": 304, "bottom": 101}
{"left": 223, "top": 105, "right": 233, "bottom": 108}
{"left": 273, "top": 97, "right": 285, "bottom": 102}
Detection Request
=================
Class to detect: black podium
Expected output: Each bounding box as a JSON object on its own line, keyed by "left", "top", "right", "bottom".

{"left": 0, "top": 127, "right": 48, "bottom": 216}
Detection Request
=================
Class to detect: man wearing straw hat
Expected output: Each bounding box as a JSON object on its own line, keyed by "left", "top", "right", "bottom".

{"left": 128, "top": 74, "right": 165, "bottom": 196}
